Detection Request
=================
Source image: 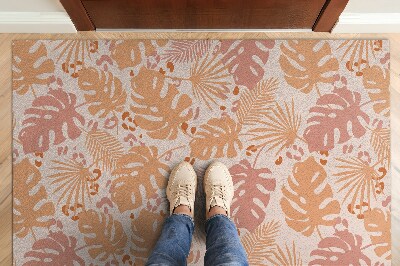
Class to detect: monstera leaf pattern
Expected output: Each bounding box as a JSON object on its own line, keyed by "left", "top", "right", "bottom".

{"left": 18, "top": 88, "right": 84, "bottom": 154}
{"left": 78, "top": 210, "right": 127, "bottom": 262}
{"left": 13, "top": 42, "right": 55, "bottom": 95}
{"left": 230, "top": 160, "right": 276, "bottom": 231}
{"left": 23, "top": 231, "right": 84, "bottom": 266}
{"left": 131, "top": 67, "right": 193, "bottom": 140}
{"left": 190, "top": 116, "right": 242, "bottom": 160}
{"left": 304, "top": 87, "right": 370, "bottom": 152}
{"left": 111, "top": 145, "right": 169, "bottom": 213}
{"left": 131, "top": 209, "right": 167, "bottom": 262}
{"left": 14, "top": 159, "right": 55, "bottom": 238}
{"left": 220, "top": 40, "right": 275, "bottom": 90}
{"left": 279, "top": 40, "right": 339, "bottom": 94}
{"left": 78, "top": 67, "right": 127, "bottom": 118}
{"left": 281, "top": 157, "right": 340, "bottom": 236}
{"left": 364, "top": 208, "right": 391, "bottom": 259}
{"left": 12, "top": 40, "right": 390, "bottom": 265}
{"left": 109, "top": 40, "right": 167, "bottom": 69}
{"left": 310, "top": 228, "right": 371, "bottom": 265}
{"left": 363, "top": 65, "right": 390, "bottom": 117}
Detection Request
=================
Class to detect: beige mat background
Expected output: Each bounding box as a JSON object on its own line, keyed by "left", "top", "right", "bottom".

{"left": 1, "top": 32, "right": 400, "bottom": 265}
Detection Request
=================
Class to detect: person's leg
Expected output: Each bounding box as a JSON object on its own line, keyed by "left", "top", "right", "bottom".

{"left": 146, "top": 212, "right": 194, "bottom": 265}
{"left": 203, "top": 162, "right": 249, "bottom": 266}
{"left": 146, "top": 162, "right": 197, "bottom": 266}
{"left": 205, "top": 210, "right": 248, "bottom": 266}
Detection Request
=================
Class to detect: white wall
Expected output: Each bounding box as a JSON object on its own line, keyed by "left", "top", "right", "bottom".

{"left": 341, "top": 0, "right": 400, "bottom": 13}
{"left": 0, "top": 0, "right": 76, "bottom": 33}
{"left": 333, "top": 0, "right": 400, "bottom": 33}
{"left": 0, "top": 0, "right": 66, "bottom": 12}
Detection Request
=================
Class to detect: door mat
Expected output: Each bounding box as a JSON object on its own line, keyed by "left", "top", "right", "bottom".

{"left": 12, "top": 39, "right": 390, "bottom": 265}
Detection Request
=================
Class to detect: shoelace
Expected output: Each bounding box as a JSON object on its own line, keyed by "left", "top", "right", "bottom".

{"left": 210, "top": 185, "right": 226, "bottom": 201}
{"left": 173, "top": 184, "right": 192, "bottom": 200}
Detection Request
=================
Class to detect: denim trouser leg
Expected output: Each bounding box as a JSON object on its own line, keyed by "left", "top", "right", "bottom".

{"left": 146, "top": 213, "right": 248, "bottom": 266}
{"left": 205, "top": 214, "right": 249, "bottom": 266}
{"left": 146, "top": 214, "right": 194, "bottom": 266}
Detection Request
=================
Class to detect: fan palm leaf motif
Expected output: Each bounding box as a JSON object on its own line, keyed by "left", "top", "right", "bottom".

{"left": 241, "top": 220, "right": 280, "bottom": 265}
{"left": 249, "top": 99, "right": 302, "bottom": 155}
{"left": 85, "top": 130, "right": 124, "bottom": 171}
{"left": 337, "top": 40, "right": 383, "bottom": 76}
{"left": 236, "top": 78, "right": 278, "bottom": 125}
{"left": 371, "top": 127, "right": 390, "bottom": 167}
{"left": 188, "top": 51, "right": 231, "bottom": 109}
{"left": 334, "top": 157, "right": 387, "bottom": 218}
{"left": 52, "top": 40, "right": 98, "bottom": 77}
{"left": 161, "top": 40, "right": 212, "bottom": 64}
{"left": 49, "top": 159, "right": 101, "bottom": 216}
{"left": 267, "top": 241, "right": 303, "bottom": 266}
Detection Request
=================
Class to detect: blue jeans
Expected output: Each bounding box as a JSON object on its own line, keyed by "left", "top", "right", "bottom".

{"left": 146, "top": 214, "right": 249, "bottom": 266}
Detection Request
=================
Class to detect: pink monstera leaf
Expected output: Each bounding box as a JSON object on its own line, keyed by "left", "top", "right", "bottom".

{"left": 304, "top": 87, "right": 369, "bottom": 152}
{"left": 19, "top": 88, "right": 84, "bottom": 154}
{"left": 230, "top": 159, "right": 276, "bottom": 231}
{"left": 220, "top": 40, "right": 275, "bottom": 90}
{"left": 309, "top": 229, "right": 371, "bottom": 265}
{"left": 23, "top": 231, "right": 84, "bottom": 266}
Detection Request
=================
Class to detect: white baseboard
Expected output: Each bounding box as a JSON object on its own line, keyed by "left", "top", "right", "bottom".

{"left": 0, "top": 12, "right": 76, "bottom": 33}
{"left": 333, "top": 12, "right": 400, "bottom": 33}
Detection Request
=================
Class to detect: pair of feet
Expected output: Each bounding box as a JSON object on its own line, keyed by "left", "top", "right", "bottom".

{"left": 166, "top": 161, "right": 234, "bottom": 220}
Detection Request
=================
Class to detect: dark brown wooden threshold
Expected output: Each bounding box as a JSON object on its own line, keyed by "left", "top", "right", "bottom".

{"left": 313, "top": 0, "right": 350, "bottom": 32}
{"left": 60, "top": 0, "right": 95, "bottom": 31}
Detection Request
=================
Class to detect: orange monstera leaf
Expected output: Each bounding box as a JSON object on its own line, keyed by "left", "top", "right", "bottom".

{"left": 190, "top": 116, "right": 242, "bottom": 160}
{"left": 14, "top": 158, "right": 55, "bottom": 238}
{"left": 363, "top": 65, "right": 390, "bottom": 117}
{"left": 279, "top": 40, "right": 338, "bottom": 94}
{"left": 281, "top": 157, "right": 340, "bottom": 236}
{"left": 78, "top": 67, "right": 127, "bottom": 118}
{"left": 131, "top": 209, "right": 167, "bottom": 263}
{"left": 78, "top": 210, "right": 127, "bottom": 262}
{"left": 111, "top": 145, "right": 169, "bottom": 213}
{"left": 230, "top": 160, "right": 276, "bottom": 231}
{"left": 304, "top": 87, "right": 369, "bottom": 152}
{"left": 364, "top": 208, "right": 391, "bottom": 260}
{"left": 13, "top": 41, "right": 55, "bottom": 95}
{"left": 18, "top": 88, "right": 84, "bottom": 154}
{"left": 110, "top": 40, "right": 166, "bottom": 69}
{"left": 131, "top": 68, "right": 193, "bottom": 140}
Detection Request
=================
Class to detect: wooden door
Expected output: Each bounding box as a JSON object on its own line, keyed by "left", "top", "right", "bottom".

{"left": 61, "top": 0, "right": 349, "bottom": 32}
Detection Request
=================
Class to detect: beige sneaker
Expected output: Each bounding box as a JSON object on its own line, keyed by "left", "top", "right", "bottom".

{"left": 166, "top": 162, "right": 197, "bottom": 217}
{"left": 204, "top": 161, "right": 234, "bottom": 217}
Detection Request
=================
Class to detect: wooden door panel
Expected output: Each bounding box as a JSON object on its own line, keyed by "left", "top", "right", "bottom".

{"left": 81, "top": 0, "right": 326, "bottom": 29}
{"left": 61, "top": 0, "right": 349, "bottom": 31}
